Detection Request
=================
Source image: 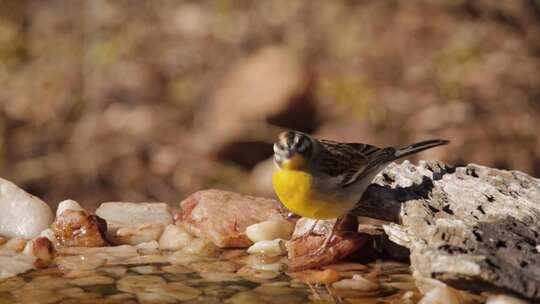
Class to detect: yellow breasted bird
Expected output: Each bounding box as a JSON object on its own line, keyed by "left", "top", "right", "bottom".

{"left": 272, "top": 130, "right": 449, "bottom": 253}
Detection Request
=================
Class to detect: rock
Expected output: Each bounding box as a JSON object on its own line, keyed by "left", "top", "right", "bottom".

{"left": 181, "top": 237, "right": 220, "bottom": 257}
{"left": 114, "top": 223, "right": 164, "bottom": 245}
{"left": 290, "top": 218, "right": 334, "bottom": 239}
{"left": 135, "top": 240, "right": 160, "bottom": 252}
{"left": 56, "top": 199, "right": 85, "bottom": 217}
{"left": 23, "top": 237, "right": 55, "bottom": 268}
{"left": 56, "top": 244, "right": 138, "bottom": 257}
{"left": 95, "top": 202, "right": 172, "bottom": 246}
{"left": 51, "top": 210, "right": 109, "bottom": 247}
{"left": 352, "top": 161, "right": 540, "bottom": 301}
{"left": 197, "top": 46, "right": 316, "bottom": 169}
{"left": 0, "top": 235, "right": 53, "bottom": 278}
{"left": 246, "top": 239, "right": 286, "bottom": 256}
{"left": 0, "top": 254, "right": 35, "bottom": 280}
{"left": 286, "top": 216, "right": 370, "bottom": 271}
{"left": 39, "top": 228, "right": 58, "bottom": 244}
{"left": 177, "top": 189, "right": 291, "bottom": 248}
{"left": 158, "top": 224, "right": 194, "bottom": 251}
{"left": 245, "top": 218, "right": 294, "bottom": 242}
{"left": 2, "top": 238, "right": 27, "bottom": 253}
{"left": 486, "top": 295, "right": 530, "bottom": 304}
{"left": 0, "top": 177, "right": 54, "bottom": 239}
{"left": 418, "top": 286, "right": 462, "bottom": 304}
{"left": 356, "top": 217, "right": 410, "bottom": 261}
{"left": 96, "top": 202, "right": 173, "bottom": 229}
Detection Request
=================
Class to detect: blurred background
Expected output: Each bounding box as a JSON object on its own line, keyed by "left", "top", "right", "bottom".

{"left": 1, "top": 0, "right": 539, "bottom": 210}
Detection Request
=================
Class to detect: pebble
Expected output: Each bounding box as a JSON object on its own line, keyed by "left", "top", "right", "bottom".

{"left": 0, "top": 177, "right": 54, "bottom": 239}
{"left": 96, "top": 202, "right": 172, "bottom": 229}
{"left": 246, "top": 219, "right": 294, "bottom": 243}
{"left": 158, "top": 224, "right": 194, "bottom": 250}
{"left": 56, "top": 199, "right": 85, "bottom": 217}
{"left": 115, "top": 223, "right": 164, "bottom": 245}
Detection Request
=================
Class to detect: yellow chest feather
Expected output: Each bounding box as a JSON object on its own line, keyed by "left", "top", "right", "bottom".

{"left": 272, "top": 169, "right": 353, "bottom": 220}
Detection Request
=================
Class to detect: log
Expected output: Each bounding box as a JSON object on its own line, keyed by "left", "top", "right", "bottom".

{"left": 352, "top": 160, "right": 540, "bottom": 301}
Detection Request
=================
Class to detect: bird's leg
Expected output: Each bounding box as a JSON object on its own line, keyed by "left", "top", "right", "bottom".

{"left": 291, "top": 219, "right": 319, "bottom": 241}
{"left": 311, "top": 217, "right": 345, "bottom": 256}
{"left": 307, "top": 282, "right": 321, "bottom": 300}
{"left": 305, "top": 219, "right": 319, "bottom": 236}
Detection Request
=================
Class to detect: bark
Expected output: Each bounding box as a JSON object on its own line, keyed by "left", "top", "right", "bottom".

{"left": 352, "top": 160, "right": 540, "bottom": 301}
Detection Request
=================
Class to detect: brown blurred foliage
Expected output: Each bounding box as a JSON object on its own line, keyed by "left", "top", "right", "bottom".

{"left": 0, "top": 0, "right": 539, "bottom": 209}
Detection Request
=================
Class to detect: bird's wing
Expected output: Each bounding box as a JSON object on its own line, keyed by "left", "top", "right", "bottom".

{"left": 317, "top": 140, "right": 387, "bottom": 187}
{"left": 339, "top": 143, "right": 394, "bottom": 187}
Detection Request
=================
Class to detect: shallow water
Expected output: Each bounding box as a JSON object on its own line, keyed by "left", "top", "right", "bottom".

{"left": 0, "top": 259, "right": 422, "bottom": 304}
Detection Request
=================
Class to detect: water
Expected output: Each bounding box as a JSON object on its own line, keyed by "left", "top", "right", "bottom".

{"left": 0, "top": 258, "right": 423, "bottom": 304}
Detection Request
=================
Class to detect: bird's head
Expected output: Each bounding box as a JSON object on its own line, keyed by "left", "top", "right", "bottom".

{"left": 273, "top": 131, "right": 314, "bottom": 170}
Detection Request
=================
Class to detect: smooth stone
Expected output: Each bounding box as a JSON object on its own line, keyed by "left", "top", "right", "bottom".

{"left": 158, "top": 224, "right": 194, "bottom": 251}
{"left": 56, "top": 199, "right": 85, "bottom": 217}
{"left": 0, "top": 254, "right": 36, "bottom": 280}
{"left": 96, "top": 202, "right": 172, "bottom": 228}
{"left": 51, "top": 210, "right": 108, "bottom": 247}
{"left": 115, "top": 223, "right": 164, "bottom": 245}
{"left": 0, "top": 177, "right": 54, "bottom": 239}
{"left": 177, "top": 189, "right": 292, "bottom": 248}
{"left": 245, "top": 218, "right": 294, "bottom": 243}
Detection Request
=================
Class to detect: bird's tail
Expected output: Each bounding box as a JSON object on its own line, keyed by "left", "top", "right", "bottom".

{"left": 393, "top": 139, "right": 450, "bottom": 160}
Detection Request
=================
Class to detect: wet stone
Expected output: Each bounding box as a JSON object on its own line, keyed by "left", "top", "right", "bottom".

{"left": 1, "top": 242, "right": 493, "bottom": 303}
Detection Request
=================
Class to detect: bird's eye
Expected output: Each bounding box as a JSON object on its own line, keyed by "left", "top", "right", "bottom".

{"left": 277, "top": 131, "right": 312, "bottom": 154}
{"left": 294, "top": 135, "right": 311, "bottom": 153}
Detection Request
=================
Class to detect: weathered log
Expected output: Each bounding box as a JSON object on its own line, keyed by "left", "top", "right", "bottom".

{"left": 353, "top": 160, "right": 540, "bottom": 301}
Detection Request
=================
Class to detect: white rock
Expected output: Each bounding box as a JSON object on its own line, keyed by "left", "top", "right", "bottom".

{"left": 115, "top": 223, "right": 164, "bottom": 245}
{"left": 159, "top": 224, "right": 194, "bottom": 251}
{"left": 39, "top": 228, "right": 57, "bottom": 243}
{"left": 251, "top": 262, "right": 287, "bottom": 273}
{"left": 56, "top": 199, "right": 85, "bottom": 217}
{"left": 96, "top": 202, "right": 172, "bottom": 228}
{"left": 23, "top": 237, "right": 54, "bottom": 264}
{"left": 182, "top": 238, "right": 219, "bottom": 257}
{"left": 0, "top": 177, "right": 54, "bottom": 239}
{"left": 246, "top": 219, "right": 294, "bottom": 243}
{"left": 0, "top": 254, "right": 36, "bottom": 280}
{"left": 418, "top": 286, "right": 462, "bottom": 304}
{"left": 1, "top": 238, "right": 27, "bottom": 254}
{"left": 486, "top": 295, "right": 529, "bottom": 304}
{"left": 246, "top": 239, "right": 286, "bottom": 256}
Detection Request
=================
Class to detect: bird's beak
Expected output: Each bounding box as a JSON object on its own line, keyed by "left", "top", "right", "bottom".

{"left": 274, "top": 145, "right": 306, "bottom": 170}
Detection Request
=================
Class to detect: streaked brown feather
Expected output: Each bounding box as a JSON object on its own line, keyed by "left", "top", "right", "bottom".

{"left": 315, "top": 139, "right": 383, "bottom": 183}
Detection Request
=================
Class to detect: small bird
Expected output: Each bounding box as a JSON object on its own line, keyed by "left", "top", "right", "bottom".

{"left": 272, "top": 130, "right": 449, "bottom": 253}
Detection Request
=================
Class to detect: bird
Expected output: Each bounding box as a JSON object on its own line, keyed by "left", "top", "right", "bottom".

{"left": 272, "top": 130, "right": 449, "bottom": 254}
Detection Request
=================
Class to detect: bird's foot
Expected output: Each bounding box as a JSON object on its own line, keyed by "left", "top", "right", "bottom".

{"left": 290, "top": 219, "right": 320, "bottom": 242}
{"left": 310, "top": 232, "right": 336, "bottom": 256}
